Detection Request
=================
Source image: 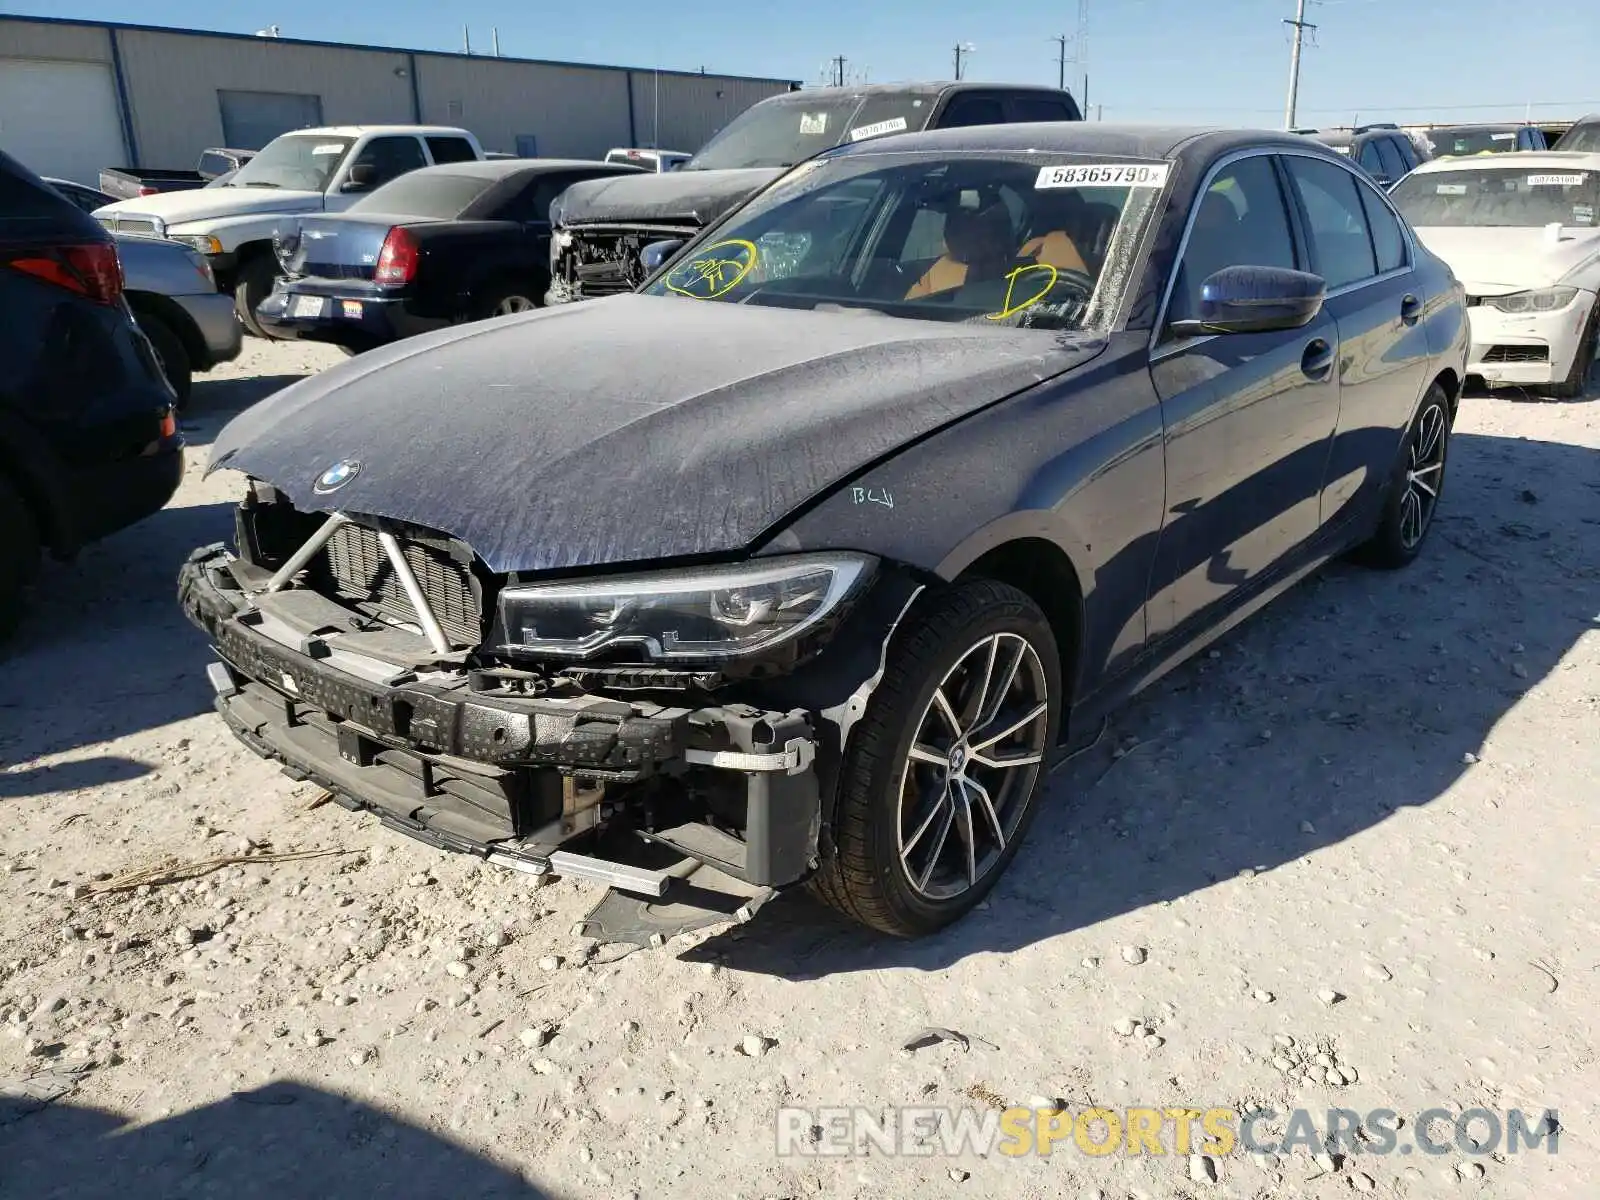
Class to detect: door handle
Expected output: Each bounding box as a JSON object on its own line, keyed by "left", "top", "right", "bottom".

{"left": 1400, "top": 293, "right": 1422, "bottom": 325}
{"left": 1301, "top": 337, "right": 1335, "bottom": 380}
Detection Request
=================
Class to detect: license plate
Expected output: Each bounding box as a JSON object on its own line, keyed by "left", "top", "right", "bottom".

{"left": 340, "top": 299, "right": 363, "bottom": 319}
{"left": 290, "top": 295, "right": 326, "bottom": 319}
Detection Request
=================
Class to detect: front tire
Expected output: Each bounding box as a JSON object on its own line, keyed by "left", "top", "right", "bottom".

{"left": 1548, "top": 303, "right": 1598, "bottom": 399}
{"left": 808, "top": 580, "right": 1062, "bottom": 937}
{"left": 233, "top": 254, "right": 277, "bottom": 339}
{"left": 1352, "top": 382, "right": 1451, "bottom": 569}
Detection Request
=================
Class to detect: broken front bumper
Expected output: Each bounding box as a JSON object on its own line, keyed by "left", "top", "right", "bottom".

{"left": 178, "top": 544, "right": 823, "bottom": 896}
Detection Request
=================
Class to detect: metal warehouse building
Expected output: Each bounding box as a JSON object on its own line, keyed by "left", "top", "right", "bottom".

{"left": 0, "top": 16, "right": 798, "bottom": 184}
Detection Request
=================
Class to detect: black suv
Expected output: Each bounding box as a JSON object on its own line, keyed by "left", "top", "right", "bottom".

{"left": 548, "top": 81, "right": 1083, "bottom": 302}
{"left": 1300, "top": 123, "right": 1427, "bottom": 189}
{"left": 0, "top": 150, "right": 182, "bottom": 638}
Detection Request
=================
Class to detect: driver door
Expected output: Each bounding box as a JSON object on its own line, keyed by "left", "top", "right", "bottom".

{"left": 1145, "top": 151, "right": 1342, "bottom": 642}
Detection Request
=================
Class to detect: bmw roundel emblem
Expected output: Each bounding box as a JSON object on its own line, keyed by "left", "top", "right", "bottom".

{"left": 313, "top": 458, "right": 360, "bottom": 494}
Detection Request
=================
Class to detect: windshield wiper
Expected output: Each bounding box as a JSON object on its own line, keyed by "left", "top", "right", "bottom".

{"left": 241, "top": 181, "right": 282, "bottom": 189}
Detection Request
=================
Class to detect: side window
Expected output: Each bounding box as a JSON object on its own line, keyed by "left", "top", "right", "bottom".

{"left": 1357, "top": 139, "right": 1384, "bottom": 176}
{"left": 1357, "top": 181, "right": 1407, "bottom": 274}
{"left": 350, "top": 136, "right": 427, "bottom": 188}
{"left": 899, "top": 207, "right": 946, "bottom": 262}
{"left": 426, "top": 136, "right": 478, "bottom": 165}
{"left": 938, "top": 94, "right": 1006, "bottom": 129}
{"left": 1168, "top": 154, "right": 1297, "bottom": 328}
{"left": 500, "top": 173, "right": 573, "bottom": 222}
{"left": 1374, "top": 137, "right": 1408, "bottom": 182}
{"left": 1391, "top": 135, "right": 1418, "bottom": 171}
{"left": 1283, "top": 156, "right": 1378, "bottom": 289}
{"left": 1010, "top": 96, "right": 1076, "bottom": 123}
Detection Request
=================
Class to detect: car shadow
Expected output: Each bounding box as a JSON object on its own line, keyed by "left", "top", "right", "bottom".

{"left": 0, "top": 1079, "right": 552, "bottom": 1200}
{"left": 0, "top": 501, "right": 236, "bottom": 762}
{"left": 685, "top": 427, "right": 1600, "bottom": 977}
{"left": 182, "top": 373, "right": 307, "bottom": 449}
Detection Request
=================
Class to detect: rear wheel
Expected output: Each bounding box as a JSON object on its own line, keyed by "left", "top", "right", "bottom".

{"left": 1352, "top": 382, "right": 1450, "bottom": 569}
{"left": 233, "top": 254, "right": 277, "bottom": 339}
{"left": 0, "top": 473, "right": 41, "bottom": 643}
{"left": 808, "top": 581, "right": 1062, "bottom": 937}
{"left": 471, "top": 283, "right": 540, "bottom": 321}
{"left": 138, "top": 313, "right": 192, "bottom": 406}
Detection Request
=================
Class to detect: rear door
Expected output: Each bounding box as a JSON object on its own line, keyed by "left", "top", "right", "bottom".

{"left": 1146, "top": 150, "right": 1341, "bottom": 641}
{"left": 1279, "top": 151, "right": 1430, "bottom": 529}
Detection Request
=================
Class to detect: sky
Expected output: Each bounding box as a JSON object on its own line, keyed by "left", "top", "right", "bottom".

{"left": 10, "top": 0, "right": 1600, "bottom": 128}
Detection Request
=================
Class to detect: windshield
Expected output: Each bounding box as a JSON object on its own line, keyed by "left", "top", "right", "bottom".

{"left": 349, "top": 171, "right": 497, "bottom": 218}
{"left": 684, "top": 90, "right": 941, "bottom": 171}
{"left": 642, "top": 151, "right": 1168, "bottom": 333}
{"left": 1391, "top": 167, "right": 1600, "bottom": 228}
{"left": 1423, "top": 127, "right": 1521, "bottom": 157}
{"left": 226, "top": 134, "right": 355, "bottom": 190}
{"left": 1555, "top": 122, "right": 1600, "bottom": 152}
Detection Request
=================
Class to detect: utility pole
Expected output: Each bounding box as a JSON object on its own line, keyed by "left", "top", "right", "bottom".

{"left": 491, "top": 27, "right": 501, "bottom": 56}
{"left": 1283, "top": 0, "right": 1317, "bottom": 130}
{"left": 462, "top": 25, "right": 471, "bottom": 55}
{"left": 1076, "top": 0, "right": 1089, "bottom": 106}
{"left": 1050, "top": 34, "right": 1070, "bottom": 90}
{"left": 953, "top": 43, "right": 973, "bottom": 80}
{"left": 830, "top": 55, "right": 847, "bottom": 87}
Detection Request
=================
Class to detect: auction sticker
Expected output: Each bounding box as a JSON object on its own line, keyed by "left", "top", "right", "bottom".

{"left": 1526, "top": 173, "right": 1586, "bottom": 187}
{"left": 849, "top": 116, "right": 909, "bottom": 141}
{"left": 1036, "top": 163, "right": 1170, "bottom": 189}
{"left": 799, "top": 113, "right": 828, "bottom": 136}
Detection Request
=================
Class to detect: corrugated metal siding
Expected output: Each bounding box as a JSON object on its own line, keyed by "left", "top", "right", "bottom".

{"left": 0, "top": 19, "right": 111, "bottom": 63}
{"left": 115, "top": 29, "right": 413, "bottom": 162}
{"left": 414, "top": 56, "right": 630, "bottom": 158}
{"left": 630, "top": 74, "right": 792, "bottom": 153}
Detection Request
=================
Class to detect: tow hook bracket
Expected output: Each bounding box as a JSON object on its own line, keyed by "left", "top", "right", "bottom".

{"left": 684, "top": 737, "right": 815, "bottom": 775}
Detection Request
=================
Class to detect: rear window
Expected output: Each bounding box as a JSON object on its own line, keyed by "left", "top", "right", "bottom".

{"left": 348, "top": 171, "right": 498, "bottom": 218}
{"left": 198, "top": 151, "right": 235, "bottom": 178}
{"left": 427, "top": 137, "right": 479, "bottom": 165}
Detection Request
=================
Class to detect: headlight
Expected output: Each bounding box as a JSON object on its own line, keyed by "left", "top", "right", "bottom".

{"left": 498, "top": 553, "right": 875, "bottom": 661}
{"left": 1484, "top": 286, "right": 1577, "bottom": 313}
{"left": 171, "top": 234, "right": 223, "bottom": 255}
{"left": 547, "top": 191, "right": 566, "bottom": 229}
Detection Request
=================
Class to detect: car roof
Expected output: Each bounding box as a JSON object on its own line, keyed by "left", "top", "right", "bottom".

{"left": 278, "top": 125, "right": 476, "bottom": 138}
{"left": 1408, "top": 149, "right": 1600, "bottom": 174}
{"left": 397, "top": 158, "right": 634, "bottom": 181}
{"left": 830, "top": 122, "right": 1330, "bottom": 163}
{"left": 759, "top": 81, "right": 1073, "bottom": 105}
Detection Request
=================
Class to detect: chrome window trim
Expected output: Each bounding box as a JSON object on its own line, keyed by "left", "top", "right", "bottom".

{"left": 1148, "top": 144, "right": 1418, "bottom": 364}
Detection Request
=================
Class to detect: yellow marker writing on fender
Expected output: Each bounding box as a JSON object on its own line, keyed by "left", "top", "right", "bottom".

{"left": 665, "top": 238, "right": 759, "bottom": 299}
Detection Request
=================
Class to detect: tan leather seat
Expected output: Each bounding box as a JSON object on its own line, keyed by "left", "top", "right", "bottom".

{"left": 904, "top": 203, "right": 1014, "bottom": 300}
{"left": 1018, "top": 229, "right": 1089, "bottom": 273}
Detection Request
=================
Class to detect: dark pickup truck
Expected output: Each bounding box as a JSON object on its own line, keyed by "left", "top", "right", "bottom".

{"left": 547, "top": 80, "right": 1082, "bottom": 303}
{"left": 99, "top": 148, "right": 256, "bottom": 199}
{"left": 256, "top": 157, "right": 642, "bottom": 352}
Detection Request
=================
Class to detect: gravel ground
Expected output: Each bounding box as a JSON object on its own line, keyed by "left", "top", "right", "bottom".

{"left": 1, "top": 338, "right": 1596, "bottom": 1199}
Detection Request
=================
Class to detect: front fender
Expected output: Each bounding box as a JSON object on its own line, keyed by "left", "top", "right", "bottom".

{"left": 167, "top": 213, "right": 302, "bottom": 254}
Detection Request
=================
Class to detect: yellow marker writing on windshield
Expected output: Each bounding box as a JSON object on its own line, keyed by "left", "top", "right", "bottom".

{"left": 986, "top": 263, "right": 1059, "bottom": 321}
{"left": 665, "top": 239, "right": 759, "bottom": 299}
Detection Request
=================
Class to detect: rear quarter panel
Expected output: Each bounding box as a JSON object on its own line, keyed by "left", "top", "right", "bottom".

{"left": 408, "top": 220, "right": 546, "bottom": 318}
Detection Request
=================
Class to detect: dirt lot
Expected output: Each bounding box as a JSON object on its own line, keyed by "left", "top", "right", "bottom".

{"left": 2, "top": 338, "right": 1596, "bottom": 1199}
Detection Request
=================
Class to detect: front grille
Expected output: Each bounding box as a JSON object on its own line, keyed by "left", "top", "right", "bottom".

{"left": 1482, "top": 344, "right": 1548, "bottom": 363}
{"left": 319, "top": 523, "right": 482, "bottom": 646}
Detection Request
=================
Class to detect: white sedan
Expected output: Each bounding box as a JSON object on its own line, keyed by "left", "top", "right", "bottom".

{"left": 1390, "top": 152, "right": 1600, "bottom": 396}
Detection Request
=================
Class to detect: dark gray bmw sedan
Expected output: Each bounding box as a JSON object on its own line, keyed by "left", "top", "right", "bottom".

{"left": 180, "top": 124, "right": 1468, "bottom": 938}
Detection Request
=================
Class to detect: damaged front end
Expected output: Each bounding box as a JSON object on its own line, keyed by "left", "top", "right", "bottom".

{"left": 179, "top": 483, "right": 921, "bottom": 941}
{"left": 548, "top": 220, "right": 699, "bottom": 304}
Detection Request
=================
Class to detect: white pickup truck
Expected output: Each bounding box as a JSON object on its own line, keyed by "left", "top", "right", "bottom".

{"left": 95, "top": 125, "right": 485, "bottom": 336}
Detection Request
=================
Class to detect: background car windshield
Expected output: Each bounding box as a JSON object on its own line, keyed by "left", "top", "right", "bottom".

{"left": 1423, "top": 127, "right": 1519, "bottom": 157}
{"left": 349, "top": 171, "right": 498, "bottom": 218}
{"left": 642, "top": 153, "right": 1165, "bottom": 332}
{"left": 1554, "top": 123, "right": 1600, "bottom": 152}
{"left": 226, "top": 135, "right": 354, "bottom": 190}
{"left": 1392, "top": 167, "right": 1600, "bottom": 227}
{"left": 683, "top": 91, "right": 940, "bottom": 171}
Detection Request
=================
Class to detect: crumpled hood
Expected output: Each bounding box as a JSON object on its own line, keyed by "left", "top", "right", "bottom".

{"left": 555, "top": 168, "right": 784, "bottom": 228}
{"left": 1411, "top": 225, "right": 1600, "bottom": 291}
{"left": 96, "top": 187, "right": 324, "bottom": 227}
{"left": 208, "top": 294, "right": 1104, "bottom": 574}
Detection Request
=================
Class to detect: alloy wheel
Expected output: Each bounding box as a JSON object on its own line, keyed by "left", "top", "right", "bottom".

{"left": 495, "top": 295, "right": 535, "bottom": 315}
{"left": 1400, "top": 401, "right": 1447, "bottom": 549}
{"left": 896, "top": 632, "right": 1051, "bottom": 901}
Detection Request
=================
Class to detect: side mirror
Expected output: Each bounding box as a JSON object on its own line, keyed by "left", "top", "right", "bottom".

{"left": 640, "top": 238, "right": 686, "bottom": 273}
{"left": 341, "top": 163, "right": 378, "bottom": 192}
{"left": 1172, "top": 265, "right": 1326, "bottom": 337}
